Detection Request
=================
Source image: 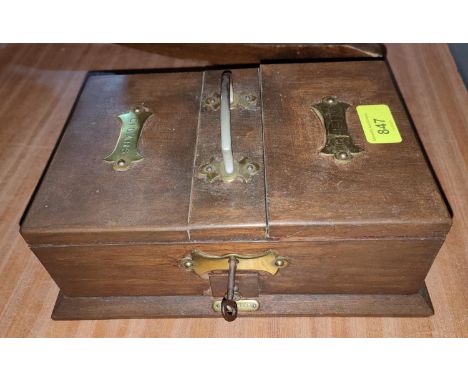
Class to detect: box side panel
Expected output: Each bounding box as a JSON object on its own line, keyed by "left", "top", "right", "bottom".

{"left": 32, "top": 239, "right": 443, "bottom": 297}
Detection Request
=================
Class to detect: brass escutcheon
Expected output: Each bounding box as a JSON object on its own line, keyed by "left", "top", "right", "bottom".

{"left": 180, "top": 249, "right": 288, "bottom": 279}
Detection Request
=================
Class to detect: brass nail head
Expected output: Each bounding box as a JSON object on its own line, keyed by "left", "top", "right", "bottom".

{"left": 337, "top": 152, "right": 349, "bottom": 161}
{"left": 275, "top": 258, "right": 285, "bottom": 267}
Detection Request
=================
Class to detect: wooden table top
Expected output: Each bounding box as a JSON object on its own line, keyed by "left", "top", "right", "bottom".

{"left": 0, "top": 44, "right": 466, "bottom": 337}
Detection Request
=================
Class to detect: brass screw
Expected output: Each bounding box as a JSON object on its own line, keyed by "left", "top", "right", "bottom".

{"left": 246, "top": 163, "right": 255, "bottom": 173}
{"left": 337, "top": 152, "right": 349, "bottom": 161}
{"left": 205, "top": 165, "right": 214, "bottom": 173}
{"left": 183, "top": 260, "right": 194, "bottom": 269}
{"left": 275, "top": 258, "right": 285, "bottom": 267}
{"left": 117, "top": 159, "right": 126, "bottom": 167}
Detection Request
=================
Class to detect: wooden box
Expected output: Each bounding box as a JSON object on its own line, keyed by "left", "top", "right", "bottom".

{"left": 20, "top": 58, "right": 451, "bottom": 321}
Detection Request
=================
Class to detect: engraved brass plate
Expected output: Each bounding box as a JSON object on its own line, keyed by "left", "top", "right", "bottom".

{"left": 202, "top": 91, "right": 258, "bottom": 111}
{"left": 180, "top": 249, "right": 288, "bottom": 278}
{"left": 312, "top": 96, "right": 362, "bottom": 161}
{"left": 103, "top": 105, "right": 153, "bottom": 171}
{"left": 199, "top": 157, "right": 260, "bottom": 183}
{"left": 212, "top": 299, "right": 259, "bottom": 312}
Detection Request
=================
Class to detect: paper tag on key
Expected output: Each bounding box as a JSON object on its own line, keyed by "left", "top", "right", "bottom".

{"left": 356, "top": 104, "right": 402, "bottom": 144}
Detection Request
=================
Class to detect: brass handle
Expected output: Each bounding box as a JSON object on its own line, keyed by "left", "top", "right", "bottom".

{"left": 180, "top": 249, "right": 288, "bottom": 278}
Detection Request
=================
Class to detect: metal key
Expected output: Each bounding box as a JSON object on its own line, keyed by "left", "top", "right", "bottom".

{"left": 220, "top": 256, "right": 238, "bottom": 322}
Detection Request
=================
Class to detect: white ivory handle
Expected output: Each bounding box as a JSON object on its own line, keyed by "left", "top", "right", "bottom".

{"left": 220, "top": 71, "right": 234, "bottom": 174}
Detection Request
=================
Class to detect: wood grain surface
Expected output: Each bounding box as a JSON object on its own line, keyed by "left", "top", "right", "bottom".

{"left": 188, "top": 69, "right": 266, "bottom": 240}
{"left": 119, "top": 43, "right": 385, "bottom": 64}
{"left": 261, "top": 61, "right": 450, "bottom": 240}
{"left": 31, "top": 240, "right": 443, "bottom": 297}
{"left": 0, "top": 44, "right": 466, "bottom": 337}
{"left": 21, "top": 71, "right": 203, "bottom": 244}
{"left": 51, "top": 287, "right": 434, "bottom": 321}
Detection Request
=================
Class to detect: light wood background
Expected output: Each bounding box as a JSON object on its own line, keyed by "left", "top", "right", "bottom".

{"left": 0, "top": 44, "right": 466, "bottom": 337}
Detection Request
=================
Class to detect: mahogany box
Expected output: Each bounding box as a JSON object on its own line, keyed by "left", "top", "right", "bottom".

{"left": 20, "top": 52, "right": 451, "bottom": 321}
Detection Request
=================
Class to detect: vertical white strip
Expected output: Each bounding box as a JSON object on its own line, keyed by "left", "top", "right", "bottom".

{"left": 220, "top": 71, "right": 234, "bottom": 174}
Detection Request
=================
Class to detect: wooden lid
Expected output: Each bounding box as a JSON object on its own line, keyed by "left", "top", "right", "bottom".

{"left": 21, "top": 61, "right": 450, "bottom": 246}
{"left": 21, "top": 72, "right": 201, "bottom": 245}
{"left": 261, "top": 61, "right": 451, "bottom": 240}
{"left": 21, "top": 69, "right": 266, "bottom": 245}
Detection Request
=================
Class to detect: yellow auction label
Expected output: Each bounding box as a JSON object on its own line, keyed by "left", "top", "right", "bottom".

{"left": 356, "top": 104, "right": 402, "bottom": 144}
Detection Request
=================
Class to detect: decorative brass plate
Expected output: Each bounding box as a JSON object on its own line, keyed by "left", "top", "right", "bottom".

{"left": 312, "top": 96, "right": 362, "bottom": 161}
{"left": 202, "top": 91, "right": 258, "bottom": 111}
{"left": 180, "top": 249, "right": 288, "bottom": 278}
{"left": 212, "top": 299, "right": 259, "bottom": 313}
{"left": 199, "top": 157, "right": 260, "bottom": 183}
{"left": 103, "top": 105, "right": 153, "bottom": 171}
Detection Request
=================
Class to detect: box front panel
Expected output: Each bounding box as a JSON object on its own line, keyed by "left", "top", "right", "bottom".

{"left": 33, "top": 239, "right": 442, "bottom": 297}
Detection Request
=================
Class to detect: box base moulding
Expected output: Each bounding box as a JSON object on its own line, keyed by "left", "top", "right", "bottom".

{"left": 52, "top": 285, "right": 434, "bottom": 320}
